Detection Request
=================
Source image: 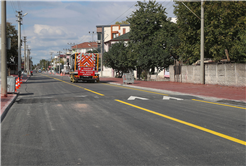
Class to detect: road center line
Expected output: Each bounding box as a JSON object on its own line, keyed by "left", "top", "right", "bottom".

{"left": 42, "top": 74, "right": 104, "bottom": 96}
{"left": 115, "top": 99, "right": 246, "bottom": 146}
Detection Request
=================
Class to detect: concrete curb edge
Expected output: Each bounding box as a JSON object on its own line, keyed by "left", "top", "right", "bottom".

{"left": 1, "top": 93, "right": 19, "bottom": 122}
{"left": 108, "top": 82, "right": 246, "bottom": 104}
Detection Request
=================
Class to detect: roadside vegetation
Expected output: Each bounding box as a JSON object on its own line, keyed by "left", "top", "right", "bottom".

{"left": 103, "top": 0, "right": 246, "bottom": 78}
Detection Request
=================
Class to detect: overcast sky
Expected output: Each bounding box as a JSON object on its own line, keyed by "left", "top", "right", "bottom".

{"left": 2, "top": 0, "right": 176, "bottom": 65}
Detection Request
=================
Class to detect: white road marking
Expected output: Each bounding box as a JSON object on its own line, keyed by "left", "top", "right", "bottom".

{"left": 75, "top": 95, "right": 87, "bottom": 98}
{"left": 163, "top": 96, "right": 183, "bottom": 100}
{"left": 128, "top": 96, "right": 149, "bottom": 100}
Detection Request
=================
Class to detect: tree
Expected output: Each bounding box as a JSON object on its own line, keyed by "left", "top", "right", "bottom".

{"left": 174, "top": 1, "right": 246, "bottom": 64}
{"left": 115, "top": 20, "right": 129, "bottom": 25}
{"left": 126, "top": 0, "right": 177, "bottom": 77}
{"left": 6, "top": 22, "right": 18, "bottom": 64}
{"left": 103, "top": 41, "right": 136, "bottom": 77}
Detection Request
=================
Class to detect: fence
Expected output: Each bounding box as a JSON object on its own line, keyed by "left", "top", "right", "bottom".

{"left": 169, "top": 63, "right": 246, "bottom": 87}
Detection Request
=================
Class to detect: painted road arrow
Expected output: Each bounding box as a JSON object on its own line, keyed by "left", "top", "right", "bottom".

{"left": 163, "top": 96, "right": 183, "bottom": 100}
{"left": 127, "top": 96, "right": 149, "bottom": 100}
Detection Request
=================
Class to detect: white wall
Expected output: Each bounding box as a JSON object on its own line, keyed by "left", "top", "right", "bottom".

{"left": 104, "top": 27, "right": 111, "bottom": 42}
{"left": 170, "top": 63, "right": 246, "bottom": 86}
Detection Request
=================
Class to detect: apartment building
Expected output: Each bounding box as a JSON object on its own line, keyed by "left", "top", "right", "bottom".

{"left": 96, "top": 24, "right": 130, "bottom": 77}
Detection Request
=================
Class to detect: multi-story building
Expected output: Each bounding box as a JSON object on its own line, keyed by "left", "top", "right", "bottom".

{"left": 96, "top": 24, "right": 130, "bottom": 77}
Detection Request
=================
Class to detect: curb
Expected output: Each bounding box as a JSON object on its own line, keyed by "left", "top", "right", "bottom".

{"left": 1, "top": 92, "right": 19, "bottom": 122}
{"left": 108, "top": 82, "right": 246, "bottom": 104}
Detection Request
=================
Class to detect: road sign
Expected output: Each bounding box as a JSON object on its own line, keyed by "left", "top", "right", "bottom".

{"left": 78, "top": 67, "right": 95, "bottom": 76}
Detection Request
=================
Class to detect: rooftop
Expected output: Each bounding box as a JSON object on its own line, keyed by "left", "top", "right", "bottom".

{"left": 71, "top": 42, "right": 98, "bottom": 49}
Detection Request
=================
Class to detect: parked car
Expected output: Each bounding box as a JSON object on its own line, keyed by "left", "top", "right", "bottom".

{"left": 65, "top": 70, "right": 70, "bottom": 74}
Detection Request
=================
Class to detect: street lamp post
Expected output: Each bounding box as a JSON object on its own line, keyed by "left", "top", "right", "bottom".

{"left": 67, "top": 43, "right": 77, "bottom": 53}
{"left": 89, "top": 31, "right": 95, "bottom": 42}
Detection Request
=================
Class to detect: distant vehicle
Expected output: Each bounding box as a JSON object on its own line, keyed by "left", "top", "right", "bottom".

{"left": 38, "top": 69, "right": 42, "bottom": 73}
{"left": 70, "top": 53, "right": 99, "bottom": 83}
{"left": 65, "top": 70, "right": 69, "bottom": 74}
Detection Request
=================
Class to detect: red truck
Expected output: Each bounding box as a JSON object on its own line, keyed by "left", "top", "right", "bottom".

{"left": 69, "top": 53, "right": 99, "bottom": 83}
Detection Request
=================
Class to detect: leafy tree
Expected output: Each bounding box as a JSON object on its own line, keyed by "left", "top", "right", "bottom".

{"left": 103, "top": 41, "right": 136, "bottom": 76}
{"left": 6, "top": 22, "right": 18, "bottom": 64}
{"left": 174, "top": 1, "right": 246, "bottom": 64}
{"left": 126, "top": 0, "right": 177, "bottom": 77}
{"left": 115, "top": 20, "right": 129, "bottom": 25}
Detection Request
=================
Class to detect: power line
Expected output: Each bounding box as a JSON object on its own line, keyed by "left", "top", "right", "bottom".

{"left": 9, "top": 1, "right": 17, "bottom": 12}
{"left": 109, "top": 2, "right": 136, "bottom": 24}
{"left": 17, "top": 0, "right": 21, "bottom": 11}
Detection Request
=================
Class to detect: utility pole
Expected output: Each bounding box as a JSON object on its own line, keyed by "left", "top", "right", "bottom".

{"left": 16, "top": 11, "right": 28, "bottom": 78}
{"left": 23, "top": 36, "right": 27, "bottom": 72}
{"left": 101, "top": 33, "right": 103, "bottom": 77}
{"left": 17, "top": 11, "right": 22, "bottom": 78}
{"left": 89, "top": 31, "right": 94, "bottom": 42}
{"left": 27, "top": 48, "right": 31, "bottom": 75}
{"left": 57, "top": 51, "right": 62, "bottom": 73}
{"left": 1, "top": 0, "right": 7, "bottom": 97}
{"left": 50, "top": 52, "right": 53, "bottom": 70}
{"left": 200, "top": 0, "right": 205, "bottom": 84}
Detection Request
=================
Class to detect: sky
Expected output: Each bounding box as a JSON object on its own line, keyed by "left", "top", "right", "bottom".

{"left": 1, "top": 0, "right": 176, "bottom": 65}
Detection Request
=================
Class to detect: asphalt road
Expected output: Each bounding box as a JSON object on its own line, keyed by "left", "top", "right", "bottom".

{"left": 1, "top": 73, "right": 245, "bottom": 165}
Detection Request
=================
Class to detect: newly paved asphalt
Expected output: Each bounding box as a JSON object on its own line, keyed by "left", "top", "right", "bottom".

{"left": 1, "top": 73, "right": 245, "bottom": 165}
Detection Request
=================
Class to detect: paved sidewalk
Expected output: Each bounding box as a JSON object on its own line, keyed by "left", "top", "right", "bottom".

{"left": 1, "top": 75, "right": 30, "bottom": 121}
{"left": 99, "top": 77, "right": 246, "bottom": 102}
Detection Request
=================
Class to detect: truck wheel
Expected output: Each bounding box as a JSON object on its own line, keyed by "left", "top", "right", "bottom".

{"left": 70, "top": 75, "right": 74, "bottom": 83}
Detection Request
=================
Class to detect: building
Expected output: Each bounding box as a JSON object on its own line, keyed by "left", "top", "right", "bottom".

{"left": 104, "top": 32, "right": 130, "bottom": 52}
{"left": 71, "top": 42, "right": 98, "bottom": 53}
{"left": 96, "top": 24, "right": 131, "bottom": 77}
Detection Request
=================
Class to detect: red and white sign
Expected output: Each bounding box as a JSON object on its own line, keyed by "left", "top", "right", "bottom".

{"left": 78, "top": 67, "right": 95, "bottom": 76}
{"left": 77, "top": 53, "right": 96, "bottom": 67}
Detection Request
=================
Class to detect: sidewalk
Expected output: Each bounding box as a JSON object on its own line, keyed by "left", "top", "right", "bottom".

{"left": 99, "top": 77, "right": 246, "bottom": 102}
{"left": 1, "top": 74, "right": 30, "bottom": 121}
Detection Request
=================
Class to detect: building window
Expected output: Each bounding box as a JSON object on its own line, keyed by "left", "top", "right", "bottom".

{"left": 97, "top": 32, "right": 102, "bottom": 40}
{"left": 113, "top": 33, "right": 119, "bottom": 39}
